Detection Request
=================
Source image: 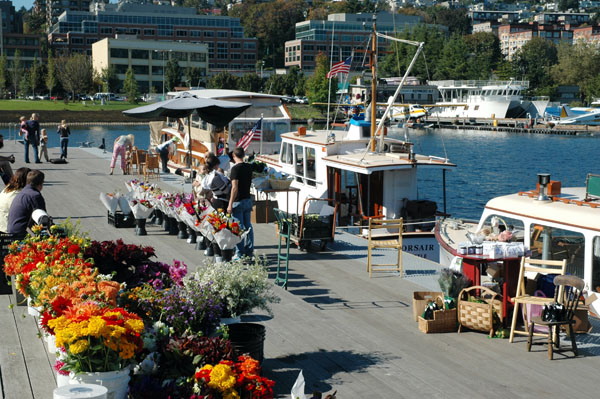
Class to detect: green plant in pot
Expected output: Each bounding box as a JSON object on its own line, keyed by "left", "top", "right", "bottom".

{"left": 438, "top": 268, "right": 471, "bottom": 309}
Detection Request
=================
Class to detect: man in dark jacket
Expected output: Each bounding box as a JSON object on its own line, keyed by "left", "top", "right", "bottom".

{"left": 7, "top": 170, "right": 46, "bottom": 239}
{"left": 24, "top": 113, "right": 41, "bottom": 164}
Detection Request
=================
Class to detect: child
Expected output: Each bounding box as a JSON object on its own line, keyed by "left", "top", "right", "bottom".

{"left": 38, "top": 129, "right": 50, "bottom": 162}
{"left": 19, "top": 116, "right": 28, "bottom": 139}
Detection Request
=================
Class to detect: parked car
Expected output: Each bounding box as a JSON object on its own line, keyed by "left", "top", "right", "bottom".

{"left": 36, "top": 94, "right": 50, "bottom": 100}
{"left": 281, "top": 96, "right": 295, "bottom": 104}
{"left": 296, "top": 96, "right": 308, "bottom": 104}
{"left": 50, "top": 95, "right": 63, "bottom": 101}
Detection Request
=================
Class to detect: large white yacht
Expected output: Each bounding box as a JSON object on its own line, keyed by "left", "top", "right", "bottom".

{"left": 427, "top": 80, "right": 548, "bottom": 119}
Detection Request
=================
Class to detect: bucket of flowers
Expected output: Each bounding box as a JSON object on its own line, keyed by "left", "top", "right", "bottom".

{"left": 206, "top": 210, "right": 245, "bottom": 261}
{"left": 129, "top": 199, "right": 153, "bottom": 236}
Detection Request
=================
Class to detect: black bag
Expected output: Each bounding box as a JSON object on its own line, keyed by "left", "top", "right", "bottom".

{"left": 542, "top": 302, "right": 566, "bottom": 322}
{"left": 49, "top": 158, "right": 67, "bottom": 164}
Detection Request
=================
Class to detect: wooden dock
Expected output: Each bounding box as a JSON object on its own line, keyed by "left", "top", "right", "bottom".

{"left": 1, "top": 141, "right": 600, "bottom": 399}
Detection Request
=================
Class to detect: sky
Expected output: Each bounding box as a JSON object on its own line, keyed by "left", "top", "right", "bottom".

{"left": 13, "top": 0, "right": 35, "bottom": 11}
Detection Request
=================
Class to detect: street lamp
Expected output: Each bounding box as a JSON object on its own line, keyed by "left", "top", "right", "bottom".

{"left": 154, "top": 49, "right": 171, "bottom": 100}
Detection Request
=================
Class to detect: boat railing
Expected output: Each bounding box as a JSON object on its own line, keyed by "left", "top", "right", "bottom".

{"left": 428, "top": 80, "right": 529, "bottom": 89}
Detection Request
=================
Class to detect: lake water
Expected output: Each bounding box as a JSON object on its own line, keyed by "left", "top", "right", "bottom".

{"left": 42, "top": 125, "right": 599, "bottom": 220}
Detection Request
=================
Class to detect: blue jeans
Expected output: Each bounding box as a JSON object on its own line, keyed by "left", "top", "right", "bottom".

{"left": 60, "top": 137, "right": 69, "bottom": 158}
{"left": 24, "top": 139, "right": 39, "bottom": 163}
{"left": 158, "top": 146, "right": 169, "bottom": 172}
{"left": 232, "top": 198, "right": 254, "bottom": 257}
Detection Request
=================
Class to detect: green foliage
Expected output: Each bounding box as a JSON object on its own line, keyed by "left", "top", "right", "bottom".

{"left": 433, "top": 34, "right": 471, "bottom": 80}
{"left": 56, "top": 54, "right": 94, "bottom": 99}
{"left": 464, "top": 32, "right": 502, "bottom": 80}
{"left": 164, "top": 58, "right": 182, "bottom": 92}
{"left": 28, "top": 58, "right": 43, "bottom": 96}
{"left": 306, "top": 53, "right": 337, "bottom": 104}
{"left": 208, "top": 71, "right": 238, "bottom": 90}
{"left": 185, "top": 66, "right": 206, "bottom": 88}
{"left": 512, "top": 38, "right": 558, "bottom": 96}
{"left": 23, "top": 10, "right": 45, "bottom": 34}
{"left": 551, "top": 41, "right": 600, "bottom": 102}
{"left": 287, "top": 66, "right": 306, "bottom": 96}
{"left": 19, "top": 73, "right": 30, "bottom": 98}
{"left": 101, "top": 65, "right": 119, "bottom": 93}
{"left": 123, "top": 67, "right": 139, "bottom": 104}
{"left": 428, "top": 6, "right": 471, "bottom": 36}
{"left": 45, "top": 51, "right": 57, "bottom": 97}
{"left": 264, "top": 74, "right": 287, "bottom": 95}
{"left": 238, "top": 73, "right": 263, "bottom": 92}
{"left": 559, "top": 0, "right": 579, "bottom": 12}
{"left": 0, "top": 54, "right": 8, "bottom": 98}
{"left": 11, "top": 50, "right": 21, "bottom": 98}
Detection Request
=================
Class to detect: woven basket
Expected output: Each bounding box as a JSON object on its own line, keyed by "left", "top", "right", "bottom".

{"left": 458, "top": 286, "right": 503, "bottom": 337}
{"left": 417, "top": 296, "right": 458, "bottom": 334}
{"left": 269, "top": 178, "right": 293, "bottom": 190}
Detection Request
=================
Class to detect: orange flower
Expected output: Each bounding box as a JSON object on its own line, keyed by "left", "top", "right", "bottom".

{"left": 98, "top": 281, "right": 121, "bottom": 305}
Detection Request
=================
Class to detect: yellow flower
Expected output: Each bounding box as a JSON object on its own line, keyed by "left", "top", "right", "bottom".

{"left": 125, "top": 319, "right": 144, "bottom": 334}
{"left": 223, "top": 389, "right": 240, "bottom": 399}
{"left": 104, "top": 338, "right": 118, "bottom": 351}
{"left": 69, "top": 339, "right": 89, "bottom": 355}
{"left": 118, "top": 341, "right": 135, "bottom": 359}
{"left": 207, "top": 364, "right": 236, "bottom": 391}
{"left": 86, "top": 316, "right": 106, "bottom": 338}
{"left": 109, "top": 325, "right": 126, "bottom": 339}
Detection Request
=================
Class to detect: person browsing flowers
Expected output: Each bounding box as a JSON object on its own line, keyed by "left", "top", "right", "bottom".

{"left": 227, "top": 147, "right": 254, "bottom": 259}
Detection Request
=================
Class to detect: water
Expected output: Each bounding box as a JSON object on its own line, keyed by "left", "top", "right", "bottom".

{"left": 42, "top": 124, "right": 599, "bottom": 221}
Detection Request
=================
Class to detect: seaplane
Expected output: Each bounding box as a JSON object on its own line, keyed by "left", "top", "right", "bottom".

{"left": 548, "top": 104, "right": 600, "bottom": 126}
{"left": 387, "top": 97, "right": 428, "bottom": 122}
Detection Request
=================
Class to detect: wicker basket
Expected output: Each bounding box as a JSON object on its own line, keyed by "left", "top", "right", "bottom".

{"left": 413, "top": 291, "right": 443, "bottom": 322}
{"left": 458, "top": 286, "right": 503, "bottom": 337}
{"left": 269, "top": 178, "right": 293, "bottom": 190}
{"left": 417, "top": 296, "right": 458, "bottom": 334}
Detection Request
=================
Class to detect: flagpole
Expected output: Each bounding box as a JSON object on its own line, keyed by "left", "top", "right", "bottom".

{"left": 326, "top": 23, "right": 335, "bottom": 132}
{"left": 259, "top": 114, "right": 263, "bottom": 154}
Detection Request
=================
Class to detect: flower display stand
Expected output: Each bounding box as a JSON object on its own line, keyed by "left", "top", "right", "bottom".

{"left": 168, "top": 217, "right": 178, "bottom": 235}
{"left": 69, "top": 368, "right": 130, "bottom": 399}
{"left": 153, "top": 209, "right": 163, "bottom": 226}
{"left": 54, "top": 383, "right": 108, "bottom": 399}
{"left": 135, "top": 219, "right": 147, "bottom": 236}
{"left": 162, "top": 216, "right": 170, "bottom": 232}
{"left": 177, "top": 221, "right": 188, "bottom": 239}
{"left": 186, "top": 228, "right": 197, "bottom": 244}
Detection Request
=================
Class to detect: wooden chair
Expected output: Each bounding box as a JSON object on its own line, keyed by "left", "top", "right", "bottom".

{"left": 131, "top": 150, "right": 147, "bottom": 176}
{"left": 527, "top": 275, "right": 584, "bottom": 359}
{"left": 144, "top": 154, "right": 160, "bottom": 180}
{"left": 367, "top": 218, "right": 403, "bottom": 278}
{"left": 509, "top": 257, "right": 567, "bottom": 343}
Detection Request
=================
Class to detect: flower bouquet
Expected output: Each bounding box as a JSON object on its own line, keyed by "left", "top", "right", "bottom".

{"left": 129, "top": 199, "right": 154, "bottom": 219}
{"left": 193, "top": 355, "right": 274, "bottom": 399}
{"left": 206, "top": 210, "right": 245, "bottom": 251}
{"left": 192, "top": 258, "right": 279, "bottom": 318}
{"left": 99, "top": 192, "right": 120, "bottom": 214}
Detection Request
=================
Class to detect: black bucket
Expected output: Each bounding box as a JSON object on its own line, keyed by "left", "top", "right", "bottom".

{"left": 228, "top": 323, "right": 266, "bottom": 364}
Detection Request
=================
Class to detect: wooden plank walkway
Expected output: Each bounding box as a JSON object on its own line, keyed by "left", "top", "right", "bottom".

{"left": 1, "top": 140, "right": 600, "bottom": 398}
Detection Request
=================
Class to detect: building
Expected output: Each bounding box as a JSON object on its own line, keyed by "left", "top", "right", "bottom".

{"left": 0, "top": 1, "right": 43, "bottom": 71}
{"left": 572, "top": 25, "right": 600, "bottom": 44}
{"left": 499, "top": 22, "right": 573, "bottom": 60}
{"left": 472, "top": 21, "right": 501, "bottom": 34}
{"left": 284, "top": 12, "right": 427, "bottom": 72}
{"left": 468, "top": 10, "right": 520, "bottom": 24}
{"left": 49, "top": 0, "right": 258, "bottom": 74}
{"left": 92, "top": 37, "right": 208, "bottom": 94}
{"left": 534, "top": 12, "right": 591, "bottom": 25}
{"left": 0, "top": 0, "right": 22, "bottom": 33}
{"left": 45, "top": 0, "right": 100, "bottom": 29}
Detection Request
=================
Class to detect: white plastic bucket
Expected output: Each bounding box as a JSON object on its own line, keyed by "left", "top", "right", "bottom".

{"left": 69, "top": 368, "right": 130, "bottom": 399}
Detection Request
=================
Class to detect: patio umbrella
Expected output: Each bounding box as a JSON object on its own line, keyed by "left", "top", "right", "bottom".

{"left": 123, "top": 92, "right": 252, "bottom": 175}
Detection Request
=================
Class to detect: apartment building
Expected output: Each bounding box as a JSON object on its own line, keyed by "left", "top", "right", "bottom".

{"left": 0, "top": 1, "right": 43, "bottom": 70}
{"left": 284, "top": 12, "right": 426, "bottom": 72}
{"left": 468, "top": 10, "right": 520, "bottom": 24}
{"left": 92, "top": 37, "right": 208, "bottom": 93}
{"left": 572, "top": 25, "right": 600, "bottom": 43}
{"left": 498, "top": 22, "right": 573, "bottom": 60}
{"left": 49, "top": 0, "right": 258, "bottom": 74}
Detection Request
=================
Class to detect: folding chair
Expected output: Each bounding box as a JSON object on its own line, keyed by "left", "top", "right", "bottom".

{"left": 367, "top": 218, "right": 403, "bottom": 278}
{"left": 144, "top": 154, "right": 160, "bottom": 180}
{"left": 509, "top": 257, "right": 567, "bottom": 343}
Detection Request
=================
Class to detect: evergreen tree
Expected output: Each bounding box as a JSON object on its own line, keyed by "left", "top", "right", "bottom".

{"left": 101, "top": 65, "right": 119, "bottom": 92}
{"left": 238, "top": 73, "right": 263, "bottom": 92}
{"left": 164, "top": 58, "right": 182, "bottom": 92}
{"left": 208, "top": 72, "right": 238, "bottom": 90}
{"left": 306, "top": 53, "right": 337, "bottom": 104}
{"left": 513, "top": 38, "right": 558, "bottom": 97}
{"left": 185, "top": 66, "right": 206, "bottom": 88}
{"left": 123, "top": 66, "right": 139, "bottom": 104}
{"left": 28, "top": 57, "right": 42, "bottom": 96}
{"left": 0, "top": 54, "right": 8, "bottom": 98}
{"left": 46, "top": 50, "right": 57, "bottom": 98}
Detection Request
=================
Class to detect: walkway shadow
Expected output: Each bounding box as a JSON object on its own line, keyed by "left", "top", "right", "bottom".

{"left": 263, "top": 349, "right": 398, "bottom": 396}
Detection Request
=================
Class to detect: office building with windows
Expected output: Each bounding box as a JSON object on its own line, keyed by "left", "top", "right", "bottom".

{"left": 284, "top": 12, "right": 426, "bottom": 72}
{"left": 49, "top": 0, "right": 258, "bottom": 74}
{"left": 0, "top": 1, "right": 43, "bottom": 73}
{"left": 92, "top": 37, "right": 208, "bottom": 93}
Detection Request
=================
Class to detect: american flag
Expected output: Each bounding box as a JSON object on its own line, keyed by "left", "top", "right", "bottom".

{"left": 326, "top": 56, "right": 352, "bottom": 78}
{"left": 236, "top": 118, "right": 262, "bottom": 151}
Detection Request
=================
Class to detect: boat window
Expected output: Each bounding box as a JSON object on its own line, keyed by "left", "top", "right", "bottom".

{"left": 281, "top": 143, "right": 293, "bottom": 165}
{"left": 530, "top": 224, "right": 585, "bottom": 279}
{"left": 305, "top": 147, "right": 316, "bottom": 187}
{"left": 592, "top": 237, "right": 600, "bottom": 292}
{"left": 474, "top": 105, "right": 479, "bottom": 110}
{"left": 294, "top": 144, "right": 304, "bottom": 183}
{"left": 480, "top": 215, "right": 525, "bottom": 241}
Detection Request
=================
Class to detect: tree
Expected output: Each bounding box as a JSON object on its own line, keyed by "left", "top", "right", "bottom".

{"left": 164, "top": 58, "right": 182, "bottom": 91}
{"left": 559, "top": 0, "right": 579, "bottom": 12}
{"left": 123, "top": 66, "right": 139, "bottom": 104}
{"left": 429, "top": 7, "right": 471, "bottom": 36}
{"left": 238, "top": 73, "right": 263, "bottom": 92}
{"left": 185, "top": 66, "right": 206, "bottom": 88}
{"left": 19, "top": 72, "right": 30, "bottom": 98}
{"left": 464, "top": 32, "right": 502, "bottom": 80}
{"left": 433, "top": 34, "right": 471, "bottom": 80}
{"left": 23, "top": 10, "right": 45, "bottom": 34}
{"left": 0, "top": 54, "right": 8, "bottom": 98}
{"left": 264, "top": 74, "right": 287, "bottom": 95}
{"left": 56, "top": 54, "right": 94, "bottom": 100}
{"left": 11, "top": 50, "right": 22, "bottom": 98}
{"left": 512, "top": 38, "right": 558, "bottom": 96}
{"left": 101, "top": 65, "right": 119, "bottom": 93}
{"left": 551, "top": 41, "right": 600, "bottom": 102}
{"left": 306, "top": 53, "right": 337, "bottom": 103}
{"left": 28, "top": 58, "right": 43, "bottom": 96}
{"left": 208, "top": 71, "right": 239, "bottom": 89}
{"left": 46, "top": 50, "right": 57, "bottom": 98}
{"left": 285, "top": 66, "right": 306, "bottom": 96}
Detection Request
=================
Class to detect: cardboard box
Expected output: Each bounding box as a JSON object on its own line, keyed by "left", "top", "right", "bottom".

{"left": 573, "top": 305, "right": 592, "bottom": 334}
{"left": 252, "top": 200, "right": 277, "bottom": 223}
{"left": 413, "top": 291, "right": 443, "bottom": 322}
{"left": 486, "top": 263, "right": 502, "bottom": 279}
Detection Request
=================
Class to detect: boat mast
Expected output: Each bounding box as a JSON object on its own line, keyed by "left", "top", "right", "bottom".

{"left": 370, "top": 14, "right": 377, "bottom": 152}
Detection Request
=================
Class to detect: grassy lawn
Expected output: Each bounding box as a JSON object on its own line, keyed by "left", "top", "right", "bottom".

{"left": 0, "top": 100, "right": 140, "bottom": 112}
{"left": 286, "top": 104, "right": 327, "bottom": 120}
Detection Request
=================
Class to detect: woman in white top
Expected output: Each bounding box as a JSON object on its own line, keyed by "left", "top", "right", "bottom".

{"left": 202, "top": 153, "right": 231, "bottom": 211}
{"left": 0, "top": 167, "right": 30, "bottom": 232}
{"left": 109, "top": 134, "right": 134, "bottom": 175}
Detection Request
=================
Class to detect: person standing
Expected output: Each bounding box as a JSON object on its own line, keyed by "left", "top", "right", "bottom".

{"left": 7, "top": 169, "right": 46, "bottom": 239}
{"left": 109, "top": 134, "right": 134, "bottom": 175}
{"left": 57, "top": 120, "right": 70, "bottom": 159}
{"left": 0, "top": 167, "right": 30, "bottom": 232}
{"left": 155, "top": 137, "right": 179, "bottom": 173}
{"left": 0, "top": 135, "right": 15, "bottom": 184}
{"left": 38, "top": 129, "right": 50, "bottom": 162}
{"left": 24, "top": 113, "right": 41, "bottom": 164}
{"left": 227, "top": 147, "right": 254, "bottom": 259}
{"left": 202, "top": 153, "right": 231, "bottom": 210}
